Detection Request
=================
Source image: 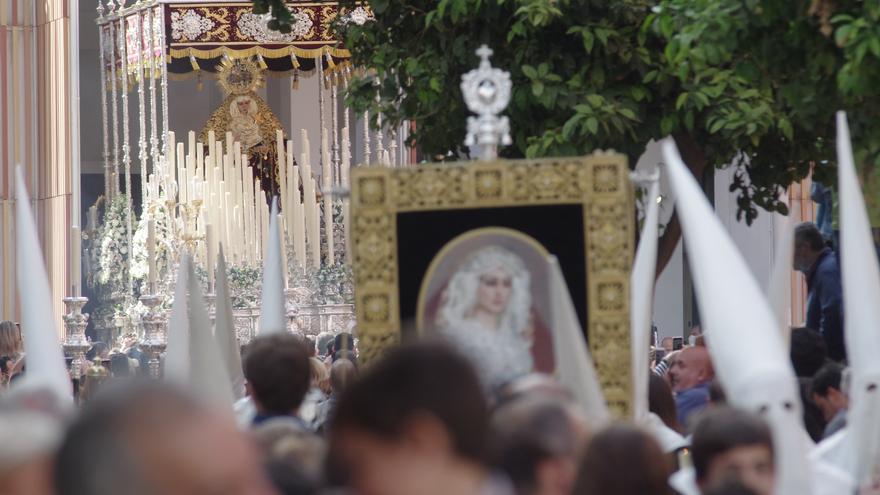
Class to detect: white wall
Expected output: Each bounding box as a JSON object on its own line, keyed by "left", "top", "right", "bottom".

{"left": 634, "top": 141, "right": 784, "bottom": 340}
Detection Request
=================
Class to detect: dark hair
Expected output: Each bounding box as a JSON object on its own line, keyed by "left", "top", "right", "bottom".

{"left": 109, "top": 354, "right": 132, "bottom": 378}
{"left": 811, "top": 362, "right": 845, "bottom": 397}
{"left": 329, "top": 358, "right": 358, "bottom": 395}
{"left": 573, "top": 424, "right": 672, "bottom": 495}
{"left": 709, "top": 380, "right": 727, "bottom": 404}
{"left": 264, "top": 460, "right": 318, "bottom": 495}
{"left": 798, "top": 377, "right": 826, "bottom": 442}
{"left": 704, "top": 479, "right": 760, "bottom": 495}
{"left": 86, "top": 342, "right": 108, "bottom": 361}
{"left": 648, "top": 374, "right": 681, "bottom": 433}
{"left": 244, "top": 334, "right": 312, "bottom": 416}
{"left": 330, "top": 342, "right": 488, "bottom": 462}
{"left": 691, "top": 407, "right": 773, "bottom": 483}
{"left": 332, "top": 333, "right": 354, "bottom": 355}
{"left": 789, "top": 327, "right": 827, "bottom": 378}
{"left": 332, "top": 349, "right": 358, "bottom": 365}
{"left": 795, "top": 222, "right": 826, "bottom": 251}
{"left": 55, "top": 382, "right": 204, "bottom": 495}
{"left": 489, "top": 397, "right": 579, "bottom": 493}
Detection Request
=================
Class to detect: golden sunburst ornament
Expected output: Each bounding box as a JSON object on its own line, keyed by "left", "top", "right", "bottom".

{"left": 217, "top": 57, "right": 264, "bottom": 96}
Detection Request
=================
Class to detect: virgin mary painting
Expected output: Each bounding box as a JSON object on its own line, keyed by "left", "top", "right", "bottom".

{"left": 418, "top": 228, "right": 554, "bottom": 389}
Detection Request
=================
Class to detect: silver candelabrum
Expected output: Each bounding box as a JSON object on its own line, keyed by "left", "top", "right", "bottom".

{"left": 138, "top": 293, "right": 167, "bottom": 379}
{"left": 62, "top": 297, "right": 92, "bottom": 381}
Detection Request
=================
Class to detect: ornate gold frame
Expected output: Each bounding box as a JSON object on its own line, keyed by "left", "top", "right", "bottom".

{"left": 350, "top": 152, "right": 634, "bottom": 417}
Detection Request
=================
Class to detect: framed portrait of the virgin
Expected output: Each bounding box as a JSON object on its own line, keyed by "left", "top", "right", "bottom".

{"left": 349, "top": 152, "right": 634, "bottom": 416}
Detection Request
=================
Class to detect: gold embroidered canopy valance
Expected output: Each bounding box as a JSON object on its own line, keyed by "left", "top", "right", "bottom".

{"left": 98, "top": 1, "right": 370, "bottom": 76}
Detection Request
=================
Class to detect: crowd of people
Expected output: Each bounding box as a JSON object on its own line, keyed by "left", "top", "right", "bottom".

{"left": 0, "top": 298, "right": 857, "bottom": 495}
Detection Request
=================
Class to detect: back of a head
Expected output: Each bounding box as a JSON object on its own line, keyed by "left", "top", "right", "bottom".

{"left": 244, "top": 334, "right": 311, "bottom": 416}
{"left": 490, "top": 396, "right": 579, "bottom": 493}
{"left": 251, "top": 418, "right": 327, "bottom": 481}
{"left": 794, "top": 222, "right": 825, "bottom": 251}
{"left": 810, "top": 362, "right": 845, "bottom": 397}
{"left": 54, "top": 381, "right": 206, "bottom": 495}
{"left": 0, "top": 393, "right": 63, "bottom": 490}
{"left": 109, "top": 354, "right": 132, "bottom": 378}
{"left": 572, "top": 423, "right": 671, "bottom": 495}
{"left": 86, "top": 342, "right": 108, "bottom": 361}
{"left": 691, "top": 407, "right": 773, "bottom": 484}
{"left": 331, "top": 349, "right": 358, "bottom": 365}
{"left": 330, "top": 341, "right": 488, "bottom": 463}
{"left": 704, "top": 479, "right": 760, "bottom": 495}
{"left": 315, "top": 333, "right": 334, "bottom": 357}
{"left": 789, "top": 327, "right": 827, "bottom": 378}
{"left": 329, "top": 358, "right": 358, "bottom": 395}
{"left": 332, "top": 333, "right": 354, "bottom": 356}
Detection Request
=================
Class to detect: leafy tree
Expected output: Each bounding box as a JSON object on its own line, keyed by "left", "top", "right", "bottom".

{"left": 257, "top": 0, "right": 880, "bottom": 267}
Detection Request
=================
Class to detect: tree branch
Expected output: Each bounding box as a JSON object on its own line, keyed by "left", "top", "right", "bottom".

{"left": 655, "top": 133, "right": 708, "bottom": 279}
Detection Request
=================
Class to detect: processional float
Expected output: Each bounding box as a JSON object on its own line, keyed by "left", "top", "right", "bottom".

{"left": 66, "top": 0, "right": 413, "bottom": 368}
{"left": 65, "top": 3, "right": 635, "bottom": 421}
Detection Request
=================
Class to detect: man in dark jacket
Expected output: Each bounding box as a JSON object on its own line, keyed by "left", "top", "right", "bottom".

{"left": 794, "top": 222, "right": 845, "bottom": 361}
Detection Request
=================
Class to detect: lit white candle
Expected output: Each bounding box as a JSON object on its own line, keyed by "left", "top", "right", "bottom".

{"left": 206, "top": 223, "right": 215, "bottom": 293}
{"left": 278, "top": 213, "right": 289, "bottom": 288}
{"left": 341, "top": 133, "right": 351, "bottom": 263}
{"left": 71, "top": 225, "right": 82, "bottom": 296}
{"left": 261, "top": 200, "right": 270, "bottom": 263}
{"left": 232, "top": 204, "right": 241, "bottom": 263}
{"left": 321, "top": 133, "right": 335, "bottom": 265}
{"left": 310, "top": 178, "right": 320, "bottom": 267}
{"left": 291, "top": 166, "right": 304, "bottom": 267}
{"left": 176, "top": 143, "right": 186, "bottom": 203}
{"left": 196, "top": 142, "right": 204, "bottom": 180}
{"left": 146, "top": 219, "right": 156, "bottom": 291}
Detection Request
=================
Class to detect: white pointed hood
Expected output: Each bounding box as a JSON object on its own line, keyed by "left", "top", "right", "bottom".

{"left": 767, "top": 216, "right": 794, "bottom": 345}
{"left": 835, "top": 111, "right": 880, "bottom": 485}
{"left": 164, "top": 256, "right": 191, "bottom": 383}
{"left": 215, "top": 246, "right": 245, "bottom": 399}
{"left": 547, "top": 256, "right": 610, "bottom": 424}
{"left": 662, "top": 139, "right": 812, "bottom": 495}
{"left": 163, "top": 254, "right": 234, "bottom": 409}
{"left": 259, "top": 198, "right": 286, "bottom": 335}
{"left": 185, "top": 254, "right": 234, "bottom": 409}
{"left": 631, "top": 176, "right": 660, "bottom": 420}
{"left": 13, "top": 166, "right": 71, "bottom": 403}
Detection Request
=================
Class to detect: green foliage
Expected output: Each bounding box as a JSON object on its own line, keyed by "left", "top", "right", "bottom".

{"left": 258, "top": 0, "right": 880, "bottom": 223}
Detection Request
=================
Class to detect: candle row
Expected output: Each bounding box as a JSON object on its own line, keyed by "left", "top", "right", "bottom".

{"left": 139, "top": 126, "right": 355, "bottom": 293}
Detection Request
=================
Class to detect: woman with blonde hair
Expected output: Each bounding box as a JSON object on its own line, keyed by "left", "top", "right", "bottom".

{"left": 300, "top": 357, "right": 330, "bottom": 426}
{"left": 0, "top": 321, "right": 22, "bottom": 359}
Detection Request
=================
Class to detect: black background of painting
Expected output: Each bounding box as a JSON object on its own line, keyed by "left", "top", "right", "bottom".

{"left": 396, "top": 204, "right": 588, "bottom": 341}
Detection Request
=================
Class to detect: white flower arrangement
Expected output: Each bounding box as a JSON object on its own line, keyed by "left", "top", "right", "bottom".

{"left": 97, "top": 195, "right": 133, "bottom": 293}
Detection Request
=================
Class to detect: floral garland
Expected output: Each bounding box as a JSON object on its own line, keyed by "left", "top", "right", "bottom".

{"left": 97, "top": 194, "right": 133, "bottom": 295}
{"left": 228, "top": 265, "right": 262, "bottom": 308}
{"left": 313, "top": 263, "right": 353, "bottom": 305}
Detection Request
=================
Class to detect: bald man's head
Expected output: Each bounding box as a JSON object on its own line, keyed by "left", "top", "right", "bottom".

{"left": 669, "top": 346, "right": 714, "bottom": 392}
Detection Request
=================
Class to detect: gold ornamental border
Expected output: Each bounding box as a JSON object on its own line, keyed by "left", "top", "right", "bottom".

{"left": 349, "top": 152, "right": 634, "bottom": 417}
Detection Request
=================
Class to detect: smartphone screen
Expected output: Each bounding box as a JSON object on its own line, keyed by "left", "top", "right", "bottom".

{"left": 673, "top": 337, "right": 683, "bottom": 350}
{"left": 654, "top": 348, "right": 667, "bottom": 366}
